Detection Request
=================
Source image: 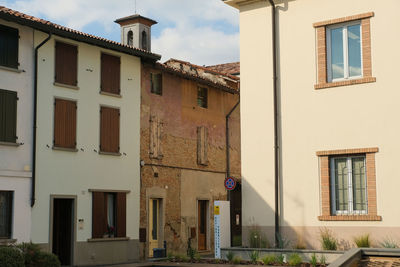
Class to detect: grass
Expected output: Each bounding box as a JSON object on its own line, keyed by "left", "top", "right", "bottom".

{"left": 354, "top": 234, "right": 371, "bottom": 248}
{"left": 276, "top": 254, "right": 285, "bottom": 265}
{"left": 276, "top": 233, "right": 291, "bottom": 249}
{"left": 319, "top": 254, "right": 327, "bottom": 266}
{"left": 262, "top": 254, "right": 277, "bottom": 265}
{"left": 310, "top": 253, "right": 318, "bottom": 267}
{"left": 288, "top": 253, "right": 302, "bottom": 266}
{"left": 226, "top": 251, "right": 235, "bottom": 262}
{"left": 232, "top": 256, "right": 242, "bottom": 264}
{"left": 249, "top": 250, "right": 259, "bottom": 264}
{"left": 320, "top": 228, "right": 338, "bottom": 250}
{"left": 380, "top": 237, "right": 399, "bottom": 248}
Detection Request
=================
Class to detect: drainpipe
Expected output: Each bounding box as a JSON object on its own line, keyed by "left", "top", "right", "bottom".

{"left": 31, "top": 32, "right": 52, "bottom": 207}
{"left": 267, "top": 0, "right": 280, "bottom": 246}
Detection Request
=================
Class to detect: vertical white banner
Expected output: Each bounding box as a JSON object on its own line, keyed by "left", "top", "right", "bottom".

{"left": 214, "top": 201, "right": 230, "bottom": 259}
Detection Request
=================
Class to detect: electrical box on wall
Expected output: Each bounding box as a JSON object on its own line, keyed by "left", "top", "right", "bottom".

{"left": 214, "top": 200, "right": 230, "bottom": 259}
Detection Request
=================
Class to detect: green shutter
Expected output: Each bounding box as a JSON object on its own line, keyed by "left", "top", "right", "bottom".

{"left": 0, "top": 25, "right": 19, "bottom": 69}
{"left": 0, "top": 89, "right": 17, "bottom": 143}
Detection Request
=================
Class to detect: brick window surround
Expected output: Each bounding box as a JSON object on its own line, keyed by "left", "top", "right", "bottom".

{"left": 317, "top": 147, "right": 381, "bottom": 221}
{"left": 314, "top": 12, "right": 376, "bottom": 90}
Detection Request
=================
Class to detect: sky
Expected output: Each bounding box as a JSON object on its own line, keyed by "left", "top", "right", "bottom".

{"left": 0, "top": 0, "right": 240, "bottom": 66}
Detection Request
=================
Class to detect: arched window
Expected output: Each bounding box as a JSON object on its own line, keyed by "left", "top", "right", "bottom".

{"left": 127, "top": 30, "right": 133, "bottom": 46}
{"left": 141, "top": 30, "right": 148, "bottom": 50}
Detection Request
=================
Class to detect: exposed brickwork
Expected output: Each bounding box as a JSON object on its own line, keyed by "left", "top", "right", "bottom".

{"left": 313, "top": 12, "right": 375, "bottom": 28}
{"left": 314, "top": 12, "right": 375, "bottom": 89}
{"left": 317, "top": 148, "right": 380, "bottom": 221}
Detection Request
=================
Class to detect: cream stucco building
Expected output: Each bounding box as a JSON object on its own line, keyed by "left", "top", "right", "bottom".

{"left": 1, "top": 6, "right": 160, "bottom": 266}
{"left": 225, "top": 0, "right": 400, "bottom": 249}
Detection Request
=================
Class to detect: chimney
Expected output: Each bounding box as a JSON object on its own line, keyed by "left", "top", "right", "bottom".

{"left": 114, "top": 14, "right": 157, "bottom": 52}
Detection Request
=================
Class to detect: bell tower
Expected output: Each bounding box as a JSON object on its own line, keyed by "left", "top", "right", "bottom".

{"left": 115, "top": 14, "right": 157, "bottom": 52}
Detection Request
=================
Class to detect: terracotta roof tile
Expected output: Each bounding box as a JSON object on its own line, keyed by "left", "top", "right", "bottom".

{"left": 0, "top": 6, "right": 161, "bottom": 61}
{"left": 207, "top": 62, "right": 240, "bottom": 76}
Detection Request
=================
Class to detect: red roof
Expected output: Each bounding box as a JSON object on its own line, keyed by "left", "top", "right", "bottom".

{"left": 207, "top": 62, "right": 240, "bottom": 76}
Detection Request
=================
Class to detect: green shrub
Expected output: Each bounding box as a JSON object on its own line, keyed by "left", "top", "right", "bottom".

{"left": 354, "top": 234, "right": 371, "bottom": 248}
{"left": 319, "top": 255, "right": 327, "bottom": 266}
{"left": 176, "top": 254, "right": 189, "bottom": 262}
{"left": 262, "top": 254, "right": 277, "bottom": 265}
{"left": 167, "top": 252, "right": 174, "bottom": 260}
{"left": 34, "top": 251, "right": 60, "bottom": 267}
{"left": 187, "top": 247, "right": 198, "bottom": 260}
{"left": 380, "top": 237, "right": 399, "bottom": 248}
{"left": 288, "top": 253, "right": 302, "bottom": 266}
{"left": 310, "top": 253, "right": 318, "bottom": 267}
{"left": 249, "top": 226, "right": 270, "bottom": 248}
{"left": 226, "top": 251, "right": 235, "bottom": 262}
{"left": 249, "top": 250, "right": 259, "bottom": 264}
{"left": 277, "top": 254, "right": 285, "bottom": 265}
{"left": 320, "top": 228, "right": 337, "bottom": 250}
{"left": 232, "top": 256, "right": 242, "bottom": 264}
{"left": 17, "top": 242, "right": 60, "bottom": 267}
{"left": 0, "top": 246, "right": 24, "bottom": 267}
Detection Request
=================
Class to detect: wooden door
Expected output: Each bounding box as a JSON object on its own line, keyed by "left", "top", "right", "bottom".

{"left": 52, "top": 199, "right": 74, "bottom": 266}
{"left": 230, "top": 183, "right": 242, "bottom": 246}
{"left": 198, "top": 200, "right": 207, "bottom": 251}
{"left": 148, "top": 199, "right": 159, "bottom": 257}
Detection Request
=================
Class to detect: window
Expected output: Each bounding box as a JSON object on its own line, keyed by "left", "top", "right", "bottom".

{"left": 317, "top": 147, "right": 381, "bottom": 221}
{"left": 53, "top": 99, "right": 77, "bottom": 149}
{"left": 101, "top": 53, "right": 120, "bottom": 95}
{"left": 149, "top": 115, "right": 163, "bottom": 159}
{"left": 100, "top": 106, "right": 120, "bottom": 154}
{"left": 150, "top": 73, "right": 162, "bottom": 95}
{"left": 55, "top": 41, "right": 78, "bottom": 86}
{"left": 127, "top": 30, "right": 133, "bottom": 46}
{"left": 141, "top": 31, "right": 147, "bottom": 50}
{"left": 0, "top": 191, "right": 13, "bottom": 239}
{"left": 92, "top": 192, "right": 126, "bottom": 238}
{"left": 0, "top": 25, "right": 18, "bottom": 69}
{"left": 314, "top": 12, "right": 375, "bottom": 89}
{"left": 197, "top": 87, "right": 208, "bottom": 108}
{"left": 327, "top": 22, "right": 362, "bottom": 82}
{"left": 330, "top": 156, "right": 366, "bottom": 215}
{"left": 0, "top": 89, "right": 17, "bottom": 143}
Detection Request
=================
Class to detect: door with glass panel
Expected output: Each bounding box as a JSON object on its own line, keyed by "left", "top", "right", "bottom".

{"left": 330, "top": 156, "right": 367, "bottom": 214}
{"left": 148, "top": 199, "right": 160, "bottom": 257}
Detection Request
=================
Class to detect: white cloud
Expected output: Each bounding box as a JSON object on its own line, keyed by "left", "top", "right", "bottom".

{"left": 0, "top": 0, "right": 239, "bottom": 65}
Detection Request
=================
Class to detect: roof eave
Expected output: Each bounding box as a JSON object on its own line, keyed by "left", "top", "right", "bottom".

{"left": 0, "top": 12, "right": 161, "bottom": 61}
{"left": 223, "top": 0, "right": 265, "bottom": 9}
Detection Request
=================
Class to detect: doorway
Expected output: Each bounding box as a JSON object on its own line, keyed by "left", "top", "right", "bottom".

{"left": 230, "top": 183, "right": 242, "bottom": 246}
{"left": 148, "top": 198, "right": 161, "bottom": 257}
{"left": 52, "top": 198, "right": 74, "bottom": 266}
{"left": 198, "top": 200, "right": 208, "bottom": 251}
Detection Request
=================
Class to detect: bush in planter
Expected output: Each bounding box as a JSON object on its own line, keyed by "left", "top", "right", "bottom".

{"left": 0, "top": 246, "right": 24, "bottom": 267}
{"left": 354, "top": 234, "right": 371, "bottom": 248}
{"left": 310, "top": 253, "right": 318, "bottom": 267}
{"left": 249, "top": 250, "right": 259, "bottom": 264}
{"left": 320, "top": 228, "right": 337, "bottom": 250}
{"left": 17, "top": 242, "right": 60, "bottom": 267}
{"left": 288, "top": 253, "right": 302, "bottom": 266}
{"left": 34, "top": 251, "right": 60, "bottom": 267}
{"left": 262, "top": 254, "right": 277, "bottom": 265}
{"left": 232, "top": 256, "right": 242, "bottom": 265}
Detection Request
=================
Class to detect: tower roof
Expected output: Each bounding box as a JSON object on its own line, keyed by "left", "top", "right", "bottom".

{"left": 114, "top": 14, "right": 158, "bottom": 27}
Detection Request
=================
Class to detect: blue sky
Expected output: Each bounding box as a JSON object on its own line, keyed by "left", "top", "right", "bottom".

{"left": 0, "top": 0, "right": 240, "bottom": 65}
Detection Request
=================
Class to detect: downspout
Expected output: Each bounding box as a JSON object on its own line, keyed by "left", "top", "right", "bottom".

{"left": 267, "top": 0, "right": 280, "bottom": 246}
{"left": 31, "top": 32, "right": 52, "bottom": 207}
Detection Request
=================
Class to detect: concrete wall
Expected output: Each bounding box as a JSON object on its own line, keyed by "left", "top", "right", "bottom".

{"left": 0, "top": 19, "right": 34, "bottom": 243}
{"left": 32, "top": 30, "right": 141, "bottom": 265}
{"left": 139, "top": 64, "right": 240, "bottom": 257}
{"left": 227, "top": 0, "right": 400, "bottom": 249}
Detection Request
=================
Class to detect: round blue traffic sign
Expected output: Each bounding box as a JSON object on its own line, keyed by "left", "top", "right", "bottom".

{"left": 224, "top": 177, "right": 236, "bottom": 191}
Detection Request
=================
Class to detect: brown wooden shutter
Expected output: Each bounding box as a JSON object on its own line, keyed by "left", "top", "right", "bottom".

{"left": 101, "top": 53, "right": 120, "bottom": 95}
{"left": 0, "top": 89, "right": 17, "bottom": 143}
{"left": 55, "top": 42, "right": 78, "bottom": 86}
{"left": 149, "top": 115, "right": 163, "bottom": 159}
{"left": 116, "top": 193, "right": 126, "bottom": 237}
{"left": 0, "top": 25, "right": 19, "bottom": 69}
{"left": 100, "top": 107, "right": 120, "bottom": 153}
{"left": 54, "top": 99, "right": 77, "bottom": 148}
{"left": 92, "top": 192, "right": 107, "bottom": 238}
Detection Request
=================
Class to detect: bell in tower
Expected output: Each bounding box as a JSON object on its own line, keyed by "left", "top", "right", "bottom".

{"left": 114, "top": 14, "right": 158, "bottom": 52}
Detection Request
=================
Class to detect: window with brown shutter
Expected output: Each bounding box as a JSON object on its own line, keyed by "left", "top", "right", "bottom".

{"left": 0, "top": 25, "right": 19, "bottom": 69}
{"left": 101, "top": 53, "right": 120, "bottom": 95}
{"left": 100, "top": 106, "right": 120, "bottom": 153}
{"left": 149, "top": 115, "right": 163, "bottom": 159}
{"left": 0, "top": 89, "right": 17, "bottom": 143}
{"left": 92, "top": 191, "right": 126, "bottom": 238}
{"left": 197, "top": 126, "right": 208, "bottom": 165}
{"left": 150, "top": 73, "right": 162, "bottom": 95}
{"left": 53, "top": 99, "right": 77, "bottom": 149}
{"left": 55, "top": 42, "right": 78, "bottom": 86}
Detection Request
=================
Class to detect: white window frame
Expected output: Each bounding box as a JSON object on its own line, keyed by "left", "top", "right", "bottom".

{"left": 330, "top": 156, "right": 367, "bottom": 215}
{"left": 326, "top": 21, "right": 363, "bottom": 82}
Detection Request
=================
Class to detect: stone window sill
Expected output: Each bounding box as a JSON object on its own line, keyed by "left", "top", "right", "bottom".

{"left": 52, "top": 146, "right": 78, "bottom": 152}
{"left": 318, "top": 215, "right": 382, "bottom": 221}
{"left": 99, "top": 151, "right": 121, "bottom": 156}
{"left": 87, "top": 237, "right": 129, "bottom": 242}
{"left": 100, "top": 91, "right": 122, "bottom": 98}
{"left": 0, "top": 239, "right": 17, "bottom": 245}
{"left": 315, "top": 77, "right": 376, "bottom": 90}
{"left": 0, "top": 141, "right": 20, "bottom": 147}
{"left": 0, "top": 65, "right": 23, "bottom": 73}
{"left": 54, "top": 82, "right": 79, "bottom": 90}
